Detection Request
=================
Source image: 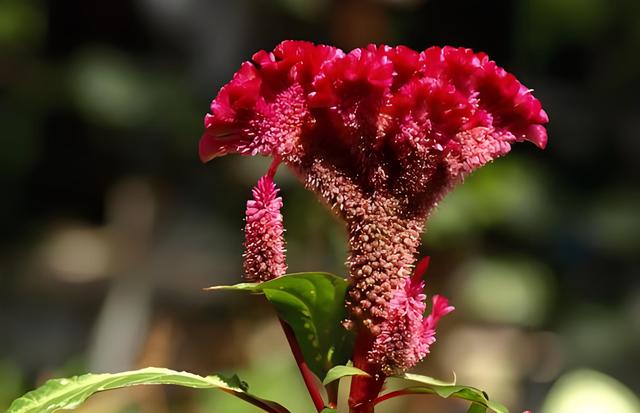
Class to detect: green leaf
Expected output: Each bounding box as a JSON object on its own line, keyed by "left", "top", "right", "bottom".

{"left": 320, "top": 409, "right": 337, "bottom": 413}
{"left": 468, "top": 402, "right": 487, "bottom": 413}
{"left": 206, "top": 272, "right": 354, "bottom": 380}
{"left": 486, "top": 399, "right": 509, "bottom": 413}
{"left": 395, "top": 371, "right": 457, "bottom": 386}
{"left": 6, "top": 367, "right": 290, "bottom": 413}
{"left": 383, "top": 377, "right": 509, "bottom": 413}
{"left": 322, "top": 365, "right": 369, "bottom": 386}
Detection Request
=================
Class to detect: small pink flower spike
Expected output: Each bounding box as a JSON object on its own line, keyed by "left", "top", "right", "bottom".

{"left": 369, "top": 256, "right": 453, "bottom": 374}
{"left": 424, "top": 294, "right": 455, "bottom": 335}
{"left": 243, "top": 162, "right": 287, "bottom": 282}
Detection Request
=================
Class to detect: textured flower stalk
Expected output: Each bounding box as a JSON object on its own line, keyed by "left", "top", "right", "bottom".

{"left": 243, "top": 173, "right": 287, "bottom": 282}
{"left": 348, "top": 258, "right": 454, "bottom": 411}
{"left": 199, "top": 41, "right": 548, "bottom": 392}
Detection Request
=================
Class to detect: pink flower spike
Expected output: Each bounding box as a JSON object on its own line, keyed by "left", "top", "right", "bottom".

{"left": 425, "top": 295, "right": 455, "bottom": 331}
{"left": 412, "top": 256, "right": 431, "bottom": 284}
{"left": 368, "top": 275, "right": 428, "bottom": 373}
{"left": 243, "top": 174, "right": 287, "bottom": 282}
{"left": 368, "top": 260, "right": 453, "bottom": 374}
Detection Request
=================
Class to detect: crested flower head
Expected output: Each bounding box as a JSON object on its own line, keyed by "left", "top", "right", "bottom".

{"left": 200, "top": 41, "right": 344, "bottom": 162}
{"left": 243, "top": 173, "right": 287, "bottom": 282}
{"left": 201, "top": 42, "right": 547, "bottom": 185}
{"left": 201, "top": 41, "right": 547, "bottom": 372}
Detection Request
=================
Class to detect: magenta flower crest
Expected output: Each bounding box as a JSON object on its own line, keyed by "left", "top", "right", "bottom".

{"left": 200, "top": 41, "right": 548, "bottom": 374}
{"left": 243, "top": 172, "right": 287, "bottom": 282}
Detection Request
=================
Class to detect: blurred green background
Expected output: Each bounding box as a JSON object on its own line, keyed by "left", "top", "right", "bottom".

{"left": 1, "top": 0, "right": 639, "bottom": 412}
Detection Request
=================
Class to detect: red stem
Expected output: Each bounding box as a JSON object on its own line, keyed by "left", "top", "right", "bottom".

{"left": 278, "top": 318, "right": 325, "bottom": 412}
{"left": 348, "top": 331, "right": 385, "bottom": 413}
{"left": 372, "top": 389, "right": 413, "bottom": 406}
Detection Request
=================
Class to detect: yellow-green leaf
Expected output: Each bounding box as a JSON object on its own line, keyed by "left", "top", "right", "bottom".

{"left": 206, "top": 272, "right": 354, "bottom": 380}
{"left": 7, "top": 367, "right": 289, "bottom": 413}
{"left": 322, "top": 365, "right": 369, "bottom": 386}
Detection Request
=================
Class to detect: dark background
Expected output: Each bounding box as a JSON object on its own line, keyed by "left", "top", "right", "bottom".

{"left": 1, "top": 0, "right": 639, "bottom": 412}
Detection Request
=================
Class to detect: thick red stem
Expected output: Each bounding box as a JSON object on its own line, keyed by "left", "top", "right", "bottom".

{"left": 278, "top": 318, "right": 325, "bottom": 412}
{"left": 372, "top": 389, "right": 413, "bottom": 405}
{"left": 348, "top": 331, "right": 386, "bottom": 413}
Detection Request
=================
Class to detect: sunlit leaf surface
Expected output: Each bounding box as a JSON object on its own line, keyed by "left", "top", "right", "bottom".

{"left": 383, "top": 377, "right": 509, "bottom": 413}
{"left": 7, "top": 367, "right": 290, "bottom": 413}
{"left": 322, "top": 365, "right": 369, "bottom": 386}
{"left": 207, "top": 272, "right": 354, "bottom": 381}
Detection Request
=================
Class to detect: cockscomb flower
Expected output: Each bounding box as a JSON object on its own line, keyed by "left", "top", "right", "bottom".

{"left": 243, "top": 172, "right": 287, "bottom": 282}
{"left": 368, "top": 257, "right": 454, "bottom": 374}
{"left": 200, "top": 41, "right": 548, "bottom": 373}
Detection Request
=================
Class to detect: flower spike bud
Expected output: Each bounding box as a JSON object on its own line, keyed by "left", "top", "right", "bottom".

{"left": 243, "top": 174, "right": 287, "bottom": 282}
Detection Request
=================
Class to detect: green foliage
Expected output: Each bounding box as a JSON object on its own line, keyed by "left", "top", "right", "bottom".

{"left": 207, "top": 272, "right": 354, "bottom": 381}
{"left": 385, "top": 375, "right": 508, "bottom": 413}
{"left": 197, "top": 353, "right": 314, "bottom": 413}
{"left": 395, "top": 372, "right": 457, "bottom": 386}
{"left": 322, "top": 365, "right": 369, "bottom": 386}
{"left": 6, "top": 367, "right": 289, "bottom": 413}
{"left": 468, "top": 403, "right": 488, "bottom": 413}
{"left": 396, "top": 386, "right": 507, "bottom": 413}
